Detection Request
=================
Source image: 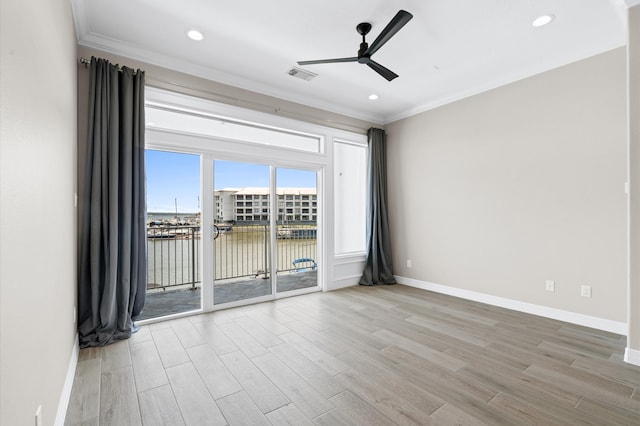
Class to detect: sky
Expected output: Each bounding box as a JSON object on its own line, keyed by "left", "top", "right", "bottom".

{"left": 146, "top": 150, "right": 317, "bottom": 212}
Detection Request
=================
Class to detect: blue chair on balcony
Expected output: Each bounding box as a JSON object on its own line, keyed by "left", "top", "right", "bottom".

{"left": 292, "top": 257, "right": 317, "bottom": 272}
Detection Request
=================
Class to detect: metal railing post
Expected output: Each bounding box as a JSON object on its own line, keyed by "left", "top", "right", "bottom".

{"left": 191, "top": 227, "right": 196, "bottom": 290}
{"left": 263, "top": 224, "right": 268, "bottom": 279}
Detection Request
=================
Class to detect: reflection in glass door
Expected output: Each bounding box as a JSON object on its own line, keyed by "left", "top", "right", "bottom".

{"left": 213, "top": 160, "right": 272, "bottom": 304}
{"left": 275, "top": 168, "right": 318, "bottom": 294}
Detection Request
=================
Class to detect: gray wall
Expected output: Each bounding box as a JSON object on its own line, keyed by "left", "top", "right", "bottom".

{"left": 628, "top": 4, "right": 640, "bottom": 354}
{"left": 386, "top": 48, "right": 627, "bottom": 322}
{"left": 0, "top": 0, "right": 78, "bottom": 424}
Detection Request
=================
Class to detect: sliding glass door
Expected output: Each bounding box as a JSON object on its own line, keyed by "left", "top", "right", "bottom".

{"left": 213, "top": 160, "right": 272, "bottom": 304}
{"left": 275, "top": 168, "right": 318, "bottom": 294}
{"left": 140, "top": 150, "right": 202, "bottom": 320}
{"left": 210, "top": 162, "right": 319, "bottom": 305}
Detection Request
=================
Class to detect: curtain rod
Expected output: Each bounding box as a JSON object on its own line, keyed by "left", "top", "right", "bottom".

{"left": 79, "top": 57, "right": 140, "bottom": 74}
{"left": 78, "top": 57, "right": 372, "bottom": 133}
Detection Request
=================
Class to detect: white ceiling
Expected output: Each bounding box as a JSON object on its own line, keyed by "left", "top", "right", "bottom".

{"left": 72, "top": 0, "right": 627, "bottom": 124}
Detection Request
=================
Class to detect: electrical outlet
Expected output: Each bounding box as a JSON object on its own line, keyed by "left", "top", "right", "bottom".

{"left": 35, "top": 405, "right": 42, "bottom": 426}
{"left": 581, "top": 285, "right": 592, "bottom": 298}
{"left": 406, "top": 259, "right": 412, "bottom": 268}
{"left": 545, "top": 280, "right": 555, "bottom": 292}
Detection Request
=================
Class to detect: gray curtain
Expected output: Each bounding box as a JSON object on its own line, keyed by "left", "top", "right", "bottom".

{"left": 360, "top": 128, "right": 396, "bottom": 285}
{"left": 78, "top": 57, "right": 146, "bottom": 348}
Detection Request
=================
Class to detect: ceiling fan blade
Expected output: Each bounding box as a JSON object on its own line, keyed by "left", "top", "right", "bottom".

{"left": 367, "top": 60, "right": 398, "bottom": 81}
{"left": 364, "top": 10, "right": 413, "bottom": 57}
{"left": 297, "top": 57, "right": 358, "bottom": 65}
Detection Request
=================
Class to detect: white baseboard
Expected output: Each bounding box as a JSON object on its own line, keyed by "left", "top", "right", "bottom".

{"left": 395, "top": 275, "right": 628, "bottom": 335}
{"left": 55, "top": 333, "right": 79, "bottom": 426}
{"left": 625, "top": 347, "right": 640, "bottom": 366}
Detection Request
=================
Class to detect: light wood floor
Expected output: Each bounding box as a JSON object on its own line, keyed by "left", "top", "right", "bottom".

{"left": 65, "top": 284, "right": 640, "bottom": 425}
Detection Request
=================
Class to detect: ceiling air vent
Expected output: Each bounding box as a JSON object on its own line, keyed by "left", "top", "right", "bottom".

{"left": 287, "top": 67, "right": 317, "bottom": 81}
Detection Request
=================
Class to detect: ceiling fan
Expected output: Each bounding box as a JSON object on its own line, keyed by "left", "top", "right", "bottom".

{"left": 297, "top": 10, "right": 413, "bottom": 81}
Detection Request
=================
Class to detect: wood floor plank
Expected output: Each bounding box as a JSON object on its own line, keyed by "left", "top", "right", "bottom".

{"left": 218, "top": 321, "right": 268, "bottom": 359}
{"left": 216, "top": 391, "right": 270, "bottom": 426}
{"left": 209, "top": 307, "right": 250, "bottom": 325}
{"left": 486, "top": 340, "right": 576, "bottom": 369}
{"left": 338, "top": 286, "right": 399, "bottom": 310}
{"left": 384, "top": 346, "right": 506, "bottom": 424}
{"left": 405, "top": 314, "right": 492, "bottom": 348}
{"left": 322, "top": 322, "right": 393, "bottom": 356}
{"left": 252, "top": 352, "right": 334, "bottom": 419}
{"left": 428, "top": 403, "right": 489, "bottom": 426}
{"left": 316, "top": 390, "right": 396, "bottom": 426}
{"left": 152, "top": 327, "right": 190, "bottom": 368}
{"left": 442, "top": 343, "right": 529, "bottom": 374}
{"left": 371, "top": 315, "right": 451, "bottom": 352}
{"left": 186, "top": 344, "right": 242, "bottom": 400}
{"left": 234, "top": 315, "right": 284, "bottom": 349}
{"left": 138, "top": 384, "right": 185, "bottom": 426}
{"left": 487, "top": 392, "right": 567, "bottom": 426}
{"left": 558, "top": 324, "right": 625, "bottom": 349}
{"left": 373, "top": 329, "right": 467, "bottom": 372}
{"left": 285, "top": 320, "right": 351, "bottom": 356}
{"left": 100, "top": 339, "right": 131, "bottom": 372}
{"left": 265, "top": 403, "right": 315, "bottom": 426}
{"left": 249, "top": 302, "right": 297, "bottom": 324}
{"left": 218, "top": 350, "right": 290, "bottom": 413}
{"left": 278, "top": 306, "right": 332, "bottom": 331}
{"left": 278, "top": 331, "right": 350, "bottom": 376}
{"left": 170, "top": 317, "right": 207, "bottom": 349}
{"left": 268, "top": 342, "right": 346, "bottom": 398}
{"left": 165, "top": 362, "right": 227, "bottom": 425}
{"left": 65, "top": 358, "right": 101, "bottom": 424}
{"left": 309, "top": 301, "right": 383, "bottom": 333}
{"left": 456, "top": 362, "right": 587, "bottom": 415}
{"left": 128, "top": 325, "right": 153, "bottom": 345}
{"left": 335, "top": 369, "right": 435, "bottom": 425}
{"left": 538, "top": 338, "right": 614, "bottom": 361}
{"left": 336, "top": 350, "right": 445, "bottom": 415}
{"left": 192, "top": 320, "right": 239, "bottom": 355}
{"left": 575, "top": 396, "right": 640, "bottom": 426}
{"left": 244, "top": 310, "right": 292, "bottom": 335}
{"left": 129, "top": 340, "right": 168, "bottom": 392}
{"left": 99, "top": 366, "right": 141, "bottom": 426}
{"left": 77, "top": 347, "right": 101, "bottom": 362}
{"left": 523, "top": 363, "right": 636, "bottom": 404}
{"left": 571, "top": 355, "right": 640, "bottom": 387}
{"left": 65, "top": 417, "right": 99, "bottom": 426}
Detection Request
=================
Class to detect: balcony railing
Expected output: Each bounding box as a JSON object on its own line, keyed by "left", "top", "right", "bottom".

{"left": 147, "top": 225, "right": 200, "bottom": 290}
{"left": 146, "top": 222, "right": 317, "bottom": 290}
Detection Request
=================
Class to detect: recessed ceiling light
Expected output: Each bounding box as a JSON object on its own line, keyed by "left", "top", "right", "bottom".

{"left": 187, "top": 29, "right": 204, "bottom": 41}
{"left": 368, "top": 94, "right": 379, "bottom": 100}
{"left": 532, "top": 14, "right": 554, "bottom": 27}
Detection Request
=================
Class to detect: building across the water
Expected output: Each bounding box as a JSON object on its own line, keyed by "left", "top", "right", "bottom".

{"left": 215, "top": 187, "right": 317, "bottom": 223}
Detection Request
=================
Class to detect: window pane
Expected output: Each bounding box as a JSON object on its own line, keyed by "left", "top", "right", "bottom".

{"left": 334, "top": 142, "right": 367, "bottom": 254}
{"left": 147, "top": 106, "right": 321, "bottom": 153}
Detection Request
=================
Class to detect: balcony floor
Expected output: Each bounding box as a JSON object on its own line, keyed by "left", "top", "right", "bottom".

{"left": 138, "top": 270, "right": 317, "bottom": 320}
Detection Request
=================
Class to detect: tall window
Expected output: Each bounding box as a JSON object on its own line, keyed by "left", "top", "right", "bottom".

{"left": 334, "top": 140, "right": 367, "bottom": 254}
